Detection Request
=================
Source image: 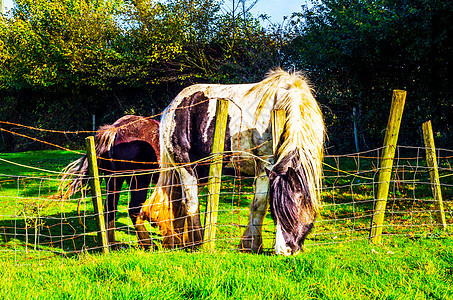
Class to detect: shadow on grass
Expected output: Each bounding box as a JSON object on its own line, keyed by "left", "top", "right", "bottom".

{"left": 0, "top": 207, "right": 144, "bottom": 257}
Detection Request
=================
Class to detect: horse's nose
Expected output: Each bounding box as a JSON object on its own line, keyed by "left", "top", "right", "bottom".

{"left": 275, "top": 221, "right": 294, "bottom": 256}
{"left": 276, "top": 245, "right": 292, "bottom": 256}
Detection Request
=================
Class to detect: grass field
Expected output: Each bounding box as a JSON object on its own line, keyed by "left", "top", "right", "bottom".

{"left": 0, "top": 237, "right": 452, "bottom": 299}
{"left": 0, "top": 150, "right": 452, "bottom": 299}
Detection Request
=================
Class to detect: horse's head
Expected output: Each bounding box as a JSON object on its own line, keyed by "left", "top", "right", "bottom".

{"left": 267, "top": 162, "right": 316, "bottom": 256}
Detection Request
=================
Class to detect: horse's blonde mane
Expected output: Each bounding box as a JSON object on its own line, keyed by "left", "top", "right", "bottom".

{"left": 247, "top": 68, "right": 325, "bottom": 208}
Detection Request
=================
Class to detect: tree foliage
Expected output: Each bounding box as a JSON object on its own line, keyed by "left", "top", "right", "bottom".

{"left": 284, "top": 0, "right": 452, "bottom": 151}
{"left": 0, "top": 0, "right": 124, "bottom": 90}
{"left": 0, "top": 0, "right": 279, "bottom": 151}
{"left": 0, "top": 0, "right": 451, "bottom": 152}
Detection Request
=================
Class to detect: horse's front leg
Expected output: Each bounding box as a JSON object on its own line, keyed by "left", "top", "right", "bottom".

{"left": 179, "top": 168, "right": 204, "bottom": 248}
{"left": 167, "top": 183, "right": 186, "bottom": 248}
{"left": 240, "top": 173, "right": 269, "bottom": 253}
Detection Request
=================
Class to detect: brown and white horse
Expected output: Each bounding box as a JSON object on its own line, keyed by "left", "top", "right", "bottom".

{"left": 139, "top": 69, "right": 325, "bottom": 255}
{"left": 60, "top": 115, "right": 160, "bottom": 249}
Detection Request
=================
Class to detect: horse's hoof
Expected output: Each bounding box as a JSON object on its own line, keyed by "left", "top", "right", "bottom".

{"left": 239, "top": 237, "right": 263, "bottom": 253}
{"left": 162, "top": 238, "right": 182, "bottom": 250}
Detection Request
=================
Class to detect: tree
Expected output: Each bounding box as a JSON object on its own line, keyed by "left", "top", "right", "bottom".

{"left": 0, "top": 0, "right": 125, "bottom": 91}
{"left": 284, "top": 0, "right": 452, "bottom": 151}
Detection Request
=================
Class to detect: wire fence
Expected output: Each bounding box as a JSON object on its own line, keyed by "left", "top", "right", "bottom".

{"left": 1, "top": 145, "right": 452, "bottom": 263}
{"left": 319, "top": 146, "right": 452, "bottom": 244}
{"left": 0, "top": 120, "right": 452, "bottom": 264}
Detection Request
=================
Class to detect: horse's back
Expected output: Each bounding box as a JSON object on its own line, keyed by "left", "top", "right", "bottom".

{"left": 160, "top": 82, "right": 274, "bottom": 177}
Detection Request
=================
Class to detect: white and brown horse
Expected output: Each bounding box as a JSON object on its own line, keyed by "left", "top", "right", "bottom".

{"left": 139, "top": 69, "right": 325, "bottom": 255}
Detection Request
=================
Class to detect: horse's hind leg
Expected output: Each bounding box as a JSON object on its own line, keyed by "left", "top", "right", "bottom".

{"left": 240, "top": 174, "right": 269, "bottom": 253}
{"left": 129, "top": 174, "right": 156, "bottom": 250}
{"left": 105, "top": 176, "right": 125, "bottom": 248}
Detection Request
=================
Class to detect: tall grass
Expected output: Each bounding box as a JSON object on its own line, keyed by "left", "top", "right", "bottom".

{"left": 0, "top": 237, "right": 452, "bottom": 299}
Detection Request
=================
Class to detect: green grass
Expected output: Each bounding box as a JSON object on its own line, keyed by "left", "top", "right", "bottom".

{"left": 0, "top": 237, "right": 452, "bottom": 299}
{"left": 0, "top": 150, "right": 98, "bottom": 254}
{"left": 319, "top": 154, "right": 453, "bottom": 240}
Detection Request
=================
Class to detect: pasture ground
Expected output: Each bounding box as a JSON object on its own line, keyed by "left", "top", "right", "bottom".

{"left": 0, "top": 236, "right": 452, "bottom": 299}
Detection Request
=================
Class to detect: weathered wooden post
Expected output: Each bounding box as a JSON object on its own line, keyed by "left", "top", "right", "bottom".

{"left": 85, "top": 136, "right": 109, "bottom": 254}
{"left": 422, "top": 120, "right": 447, "bottom": 230}
{"left": 370, "top": 90, "right": 406, "bottom": 244}
{"left": 203, "top": 98, "right": 229, "bottom": 251}
{"left": 271, "top": 109, "right": 286, "bottom": 157}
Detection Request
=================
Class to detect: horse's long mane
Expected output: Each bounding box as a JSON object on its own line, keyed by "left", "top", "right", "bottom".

{"left": 247, "top": 68, "right": 325, "bottom": 209}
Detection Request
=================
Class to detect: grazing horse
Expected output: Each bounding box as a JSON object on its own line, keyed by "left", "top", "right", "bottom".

{"left": 60, "top": 115, "right": 160, "bottom": 249}
{"left": 139, "top": 69, "right": 325, "bottom": 255}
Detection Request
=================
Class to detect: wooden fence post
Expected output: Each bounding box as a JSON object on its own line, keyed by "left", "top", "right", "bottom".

{"left": 271, "top": 109, "right": 286, "bottom": 157}
{"left": 422, "top": 120, "right": 447, "bottom": 230}
{"left": 85, "top": 136, "right": 109, "bottom": 254}
{"left": 370, "top": 90, "right": 406, "bottom": 244}
{"left": 203, "top": 98, "right": 229, "bottom": 251}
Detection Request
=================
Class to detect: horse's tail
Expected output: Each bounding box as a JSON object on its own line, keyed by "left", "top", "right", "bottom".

{"left": 58, "top": 124, "right": 118, "bottom": 199}
{"left": 94, "top": 123, "right": 118, "bottom": 157}
{"left": 138, "top": 147, "right": 183, "bottom": 248}
{"left": 58, "top": 155, "right": 89, "bottom": 200}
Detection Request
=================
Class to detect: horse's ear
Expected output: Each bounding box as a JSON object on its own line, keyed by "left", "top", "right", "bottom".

{"left": 286, "top": 167, "right": 302, "bottom": 191}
